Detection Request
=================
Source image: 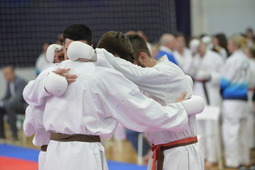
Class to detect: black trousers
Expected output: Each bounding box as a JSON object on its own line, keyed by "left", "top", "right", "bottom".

{"left": 0, "top": 107, "right": 6, "bottom": 138}
{"left": 0, "top": 101, "right": 26, "bottom": 139}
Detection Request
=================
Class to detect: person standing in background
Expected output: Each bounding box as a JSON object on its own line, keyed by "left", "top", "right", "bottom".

{"left": 191, "top": 40, "right": 224, "bottom": 167}
{"left": 173, "top": 32, "right": 193, "bottom": 74}
{"left": 155, "top": 33, "right": 178, "bottom": 65}
{"left": 35, "top": 42, "right": 51, "bottom": 76}
{"left": 221, "top": 35, "right": 250, "bottom": 168}
{"left": 0, "top": 66, "right": 27, "bottom": 141}
{"left": 212, "top": 33, "right": 229, "bottom": 61}
{"left": 244, "top": 47, "right": 255, "bottom": 150}
{"left": 246, "top": 28, "right": 255, "bottom": 48}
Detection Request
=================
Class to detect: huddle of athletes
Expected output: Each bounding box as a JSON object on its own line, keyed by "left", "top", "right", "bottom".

{"left": 23, "top": 24, "right": 207, "bottom": 170}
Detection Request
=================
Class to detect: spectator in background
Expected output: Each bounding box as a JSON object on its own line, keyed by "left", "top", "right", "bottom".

{"left": 173, "top": 32, "right": 193, "bottom": 74}
{"left": 191, "top": 40, "right": 224, "bottom": 167}
{"left": 189, "top": 38, "right": 200, "bottom": 58}
{"left": 246, "top": 28, "right": 255, "bottom": 48}
{"left": 244, "top": 47, "right": 255, "bottom": 150}
{"left": 155, "top": 33, "right": 178, "bottom": 65}
{"left": 0, "top": 66, "right": 27, "bottom": 141}
{"left": 221, "top": 35, "right": 250, "bottom": 168}
{"left": 212, "top": 33, "right": 229, "bottom": 61}
{"left": 201, "top": 34, "right": 213, "bottom": 50}
{"left": 35, "top": 42, "right": 51, "bottom": 76}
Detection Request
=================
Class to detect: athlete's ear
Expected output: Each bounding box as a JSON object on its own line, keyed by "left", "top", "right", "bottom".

{"left": 138, "top": 52, "right": 147, "bottom": 64}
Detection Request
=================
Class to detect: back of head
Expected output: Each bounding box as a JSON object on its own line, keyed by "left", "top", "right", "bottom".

{"left": 127, "top": 34, "right": 152, "bottom": 61}
{"left": 174, "top": 32, "right": 184, "bottom": 39}
{"left": 214, "top": 33, "right": 227, "bottom": 49}
{"left": 159, "top": 33, "right": 175, "bottom": 46}
{"left": 97, "top": 31, "right": 135, "bottom": 63}
{"left": 63, "top": 24, "right": 92, "bottom": 45}
{"left": 229, "top": 35, "right": 247, "bottom": 49}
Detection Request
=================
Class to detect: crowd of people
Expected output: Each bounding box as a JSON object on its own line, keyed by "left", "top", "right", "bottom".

{"left": 0, "top": 24, "right": 254, "bottom": 170}
{"left": 113, "top": 28, "right": 255, "bottom": 169}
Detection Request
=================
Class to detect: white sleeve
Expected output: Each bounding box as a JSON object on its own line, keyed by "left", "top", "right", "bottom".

{"left": 97, "top": 49, "right": 168, "bottom": 93}
{"left": 23, "top": 105, "right": 45, "bottom": 137}
{"left": 210, "top": 55, "right": 224, "bottom": 85}
{"left": 111, "top": 87, "right": 189, "bottom": 132}
{"left": 98, "top": 70, "right": 204, "bottom": 132}
{"left": 23, "top": 105, "right": 50, "bottom": 146}
{"left": 23, "top": 72, "right": 51, "bottom": 106}
{"left": 32, "top": 129, "right": 50, "bottom": 146}
{"left": 23, "top": 65, "right": 58, "bottom": 106}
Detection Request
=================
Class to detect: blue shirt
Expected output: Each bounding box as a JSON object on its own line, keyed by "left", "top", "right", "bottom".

{"left": 155, "top": 51, "right": 178, "bottom": 65}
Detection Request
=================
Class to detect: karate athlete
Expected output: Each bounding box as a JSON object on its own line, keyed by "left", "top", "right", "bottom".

{"left": 23, "top": 24, "right": 92, "bottom": 170}
{"left": 173, "top": 33, "right": 193, "bottom": 74}
{"left": 221, "top": 35, "right": 250, "bottom": 168}
{"left": 189, "top": 40, "right": 224, "bottom": 166}
{"left": 244, "top": 47, "right": 255, "bottom": 149}
{"left": 23, "top": 43, "right": 66, "bottom": 170}
{"left": 23, "top": 32, "right": 205, "bottom": 170}
{"left": 95, "top": 32, "right": 204, "bottom": 170}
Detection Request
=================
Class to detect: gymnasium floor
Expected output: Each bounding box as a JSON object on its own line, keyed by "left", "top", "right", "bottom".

{"left": 1, "top": 123, "right": 255, "bottom": 170}
{"left": 0, "top": 143, "right": 147, "bottom": 170}
{"left": 0, "top": 124, "right": 147, "bottom": 170}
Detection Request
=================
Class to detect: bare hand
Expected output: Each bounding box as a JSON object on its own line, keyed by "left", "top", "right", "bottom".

{"left": 54, "top": 68, "right": 77, "bottom": 85}
{"left": 54, "top": 51, "right": 65, "bottom": 63}
{"left": 176, "top": 91, "right": 187, "bottom": 103}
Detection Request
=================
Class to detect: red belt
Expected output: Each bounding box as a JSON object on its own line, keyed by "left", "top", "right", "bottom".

{"left": 151, "top": 136, "right": 198, "bottom": 170}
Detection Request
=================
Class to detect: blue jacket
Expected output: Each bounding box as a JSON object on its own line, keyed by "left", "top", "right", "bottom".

{"left": 155, "top": 51, "right": 178, "bottom": 65}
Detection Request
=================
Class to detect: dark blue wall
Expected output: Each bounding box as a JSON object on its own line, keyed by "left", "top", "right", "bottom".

{"left": 0, "top": 0, "right": 190, "bottom": 67}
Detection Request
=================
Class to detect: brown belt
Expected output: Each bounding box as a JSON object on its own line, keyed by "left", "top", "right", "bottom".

{"left": 151, "top": 136, "right": 198, "bottom": 170}
{"left": 50, "top": 133, "right": 101, "bottom": 142}
{"left": 40, "top": 145, "right": 48, "bottom": 152}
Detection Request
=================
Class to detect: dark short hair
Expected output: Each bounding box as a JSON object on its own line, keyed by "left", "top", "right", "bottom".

{"left": 63, "top": 24, "right": 92, "bottom": 44}
{"left": 127, "top": 34, "right": 152, "bottom": 61}
{"left": 97, "top": 31, "right": 135, "bottom": 63}
{"left": 174, "top": 32, "right": 184, "bottom": 38}
{"left": 213, "top": 33, "right": 228, "bottom": 50}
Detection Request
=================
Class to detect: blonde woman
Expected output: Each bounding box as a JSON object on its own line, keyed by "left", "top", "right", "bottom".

{"left": 221, "top": 35, "right": 250, "bottom": 168}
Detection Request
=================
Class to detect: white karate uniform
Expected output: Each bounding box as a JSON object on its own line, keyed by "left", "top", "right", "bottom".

{"left": 247, "top": 58, "right": 255, "bottom": 148}
{"left": 173, "top": 48, "right": 193, "bottom": 74}
{"left": 218, "top": 48, "right": 228, "bottom": 62}
{"left": 23, "top": 65, "right": 58, "bottom": 170}
{"left": 221, "top": 50, "right": 250, "bottom": 167}
{"left": 192, "top": 50, "right": 224, "bottom": 106}
{"left": 23, "top": 49, "right": 203, "bottom": 170}
{"left": 191, "top": 50, "right": 223, "bottom": 163}
{"left": 23, "top": 105, "right": 50, "bottom": 170}
{"left": 97, "top": 53, "right": 204, "bottom": 170}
